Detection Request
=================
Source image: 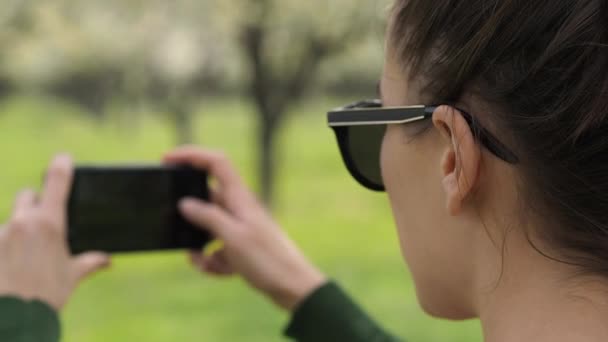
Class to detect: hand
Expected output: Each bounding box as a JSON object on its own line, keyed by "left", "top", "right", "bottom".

{"left": 0, "top": 155, "right": 110, "bottom": 311}
{"left": 164, "top": 146, "right": 326, "bottom": 312}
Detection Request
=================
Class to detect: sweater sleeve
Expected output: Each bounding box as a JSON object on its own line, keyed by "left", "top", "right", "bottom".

{"left": 0, "top": 297, "right": 60, "bottom": 342}
{"left": 284, "top": 282, "right": 402, "bottom": 342}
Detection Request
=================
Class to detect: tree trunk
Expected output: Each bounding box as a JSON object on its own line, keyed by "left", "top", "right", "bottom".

{"left": 168, "top": 85, "right": 195, "bottom": 145}
{"left": 0, "top": 77, "right": 11, "bottom": 101}
{"left": 258, "top": 116, "right": 278, "bottom": 206}
{"left": 174, "top": 104, "right": 194, "bottom": 145}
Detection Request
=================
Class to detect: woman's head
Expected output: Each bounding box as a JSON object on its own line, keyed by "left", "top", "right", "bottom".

{"left": 380, "top": 0, "right": 608, "bottom": 318}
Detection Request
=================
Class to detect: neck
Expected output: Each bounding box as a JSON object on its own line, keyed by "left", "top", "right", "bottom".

{"left": 475, "top": 230, "right": 608, "bottom": 342}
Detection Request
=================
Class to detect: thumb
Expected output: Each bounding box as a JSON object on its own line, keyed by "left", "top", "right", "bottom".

{"left": 72, "top": 252, "right": 111, "bottom": 282}
{"left": 179, "top": 198, "right": 237, "bottom": 239}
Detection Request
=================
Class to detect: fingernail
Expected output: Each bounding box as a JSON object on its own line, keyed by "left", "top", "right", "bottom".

{"left": 54, "top": 153, "right": 72, "bottom": 166}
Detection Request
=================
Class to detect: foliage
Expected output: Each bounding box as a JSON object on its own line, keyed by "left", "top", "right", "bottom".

{"left": 0, "top": 0, "right": 390, "bottom": 201}
{"left": 0, "top": 0, "right": 386, "bottom": 95}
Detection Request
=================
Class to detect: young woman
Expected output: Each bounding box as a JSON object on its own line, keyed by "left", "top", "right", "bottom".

{"left": 1, "top": 1, "right": 608, "bottom": 341}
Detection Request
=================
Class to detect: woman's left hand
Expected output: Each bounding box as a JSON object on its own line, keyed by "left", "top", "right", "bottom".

{"left": 164, "top": 147, "right": 326, "bottom": 312}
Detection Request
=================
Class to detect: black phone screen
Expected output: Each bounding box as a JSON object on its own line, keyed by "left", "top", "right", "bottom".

{"left": 67, "top": 165, "right": 210, "bottom": 254}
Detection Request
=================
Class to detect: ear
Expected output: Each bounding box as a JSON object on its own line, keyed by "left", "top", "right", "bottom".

{"left": 432, "top": 106, "right": 481, "bottom": 216}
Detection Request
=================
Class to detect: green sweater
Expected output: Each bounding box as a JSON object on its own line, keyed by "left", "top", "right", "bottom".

{"left": 0, "top": 282, "right": 400, "bottom": 341}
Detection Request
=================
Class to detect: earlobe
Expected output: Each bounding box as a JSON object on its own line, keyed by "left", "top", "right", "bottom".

{"left": 433, "top": 106, "right": 481, "bottom": 216}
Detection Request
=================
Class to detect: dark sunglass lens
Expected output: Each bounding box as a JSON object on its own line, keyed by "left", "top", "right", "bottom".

{"left": 346, "top": 125, "right": 386, "bottom": 189}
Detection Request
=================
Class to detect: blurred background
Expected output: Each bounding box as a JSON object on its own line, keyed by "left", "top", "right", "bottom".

{"left": 0, "top": 0, "right": 481, "bottom": 341}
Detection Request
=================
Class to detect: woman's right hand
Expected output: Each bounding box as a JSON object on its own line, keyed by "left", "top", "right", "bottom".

{"left": 0, "top": 155, "right": 110, "bottom": 311}
{"left": 163, "top": 146, "right": 326, "bottom": 312}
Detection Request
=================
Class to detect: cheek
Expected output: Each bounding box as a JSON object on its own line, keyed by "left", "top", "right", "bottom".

{"left": 381, "top": 126, "right": 474, "bottom": 318}
{"left": 381, "top": 127, "right": 429, "bottom": 240}
{"left": 381, "top": 125, "right": 436, "bottom": 260}
{"left": 381, "top": 126, "right": 472, "bottom": 319}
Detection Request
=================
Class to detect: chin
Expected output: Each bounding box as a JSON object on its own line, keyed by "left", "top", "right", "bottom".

{"left": 415, "top": 286, "right": 477, "bottom": 320}
{"left": 419, "top": 302, "right": 477, "bottom": 321}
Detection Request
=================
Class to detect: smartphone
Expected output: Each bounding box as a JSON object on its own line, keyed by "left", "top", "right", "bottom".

{"left": 67, "top": 165, "right": 210, "bottom": 254}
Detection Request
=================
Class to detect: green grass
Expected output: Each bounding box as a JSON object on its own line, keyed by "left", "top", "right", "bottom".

{"left": 0, "top": 95, "right": 482, "bottom": 341}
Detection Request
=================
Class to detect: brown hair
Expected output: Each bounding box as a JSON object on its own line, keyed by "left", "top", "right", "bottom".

{"left": 389, "top": 0, "right": 608, "bottom": 275}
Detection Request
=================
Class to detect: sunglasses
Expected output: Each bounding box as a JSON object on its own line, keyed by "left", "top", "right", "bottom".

{"left": 327, "top": 99, "right": 519, "bottom": 192}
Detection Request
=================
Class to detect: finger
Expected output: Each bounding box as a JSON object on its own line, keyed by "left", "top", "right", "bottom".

{"left": 11, "top": 189, "right": 37, "bottom": 220}
{"left": 163, "top": 147, "right": 243, "bottom": 185}
{"left": 189, "top": 250, "right": 204, "bottom": 269}
{"left": 202, "top": 252, "right": 234, "bottom": 276}
{"left": 71, "top": 252, "right": 111, "bottom": 283}
{"left": 179, "top": 198, "right": 238, "bottom": 239}
{"left": 41, "top": 155, "right": 73, "bottom": 213}
{"left": 202, "top": 261, "right": 235, "bottom": 276}
{"left": 210, "top": 188, "right": 226, "bottom": 207}
{"left": 189, "top": 250, "right": 228, "bottom": 275}
{"left": 163, "top": 147, "right": 253, "bottom": 207}
{"left": 209, "top": 249, "right": 234, "bottom": 273}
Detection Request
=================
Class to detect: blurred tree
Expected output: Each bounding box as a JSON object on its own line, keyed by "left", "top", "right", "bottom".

{"left": 1, "top": 0, "right": 125, "bottom": 117}
{"left": 144, "top": 1, "right": 226, "bottom": 144}
{"left": 232, "top": 0, "right": 382, "bottom": 205}
{"left": 0, "top": 0, "right": 227, "bottom": 143}
{"left": 0, "top": 0, "right": 34, "bottom": 101}
{"left": 0, "top": 0, "right": 387, "bottom": 197}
